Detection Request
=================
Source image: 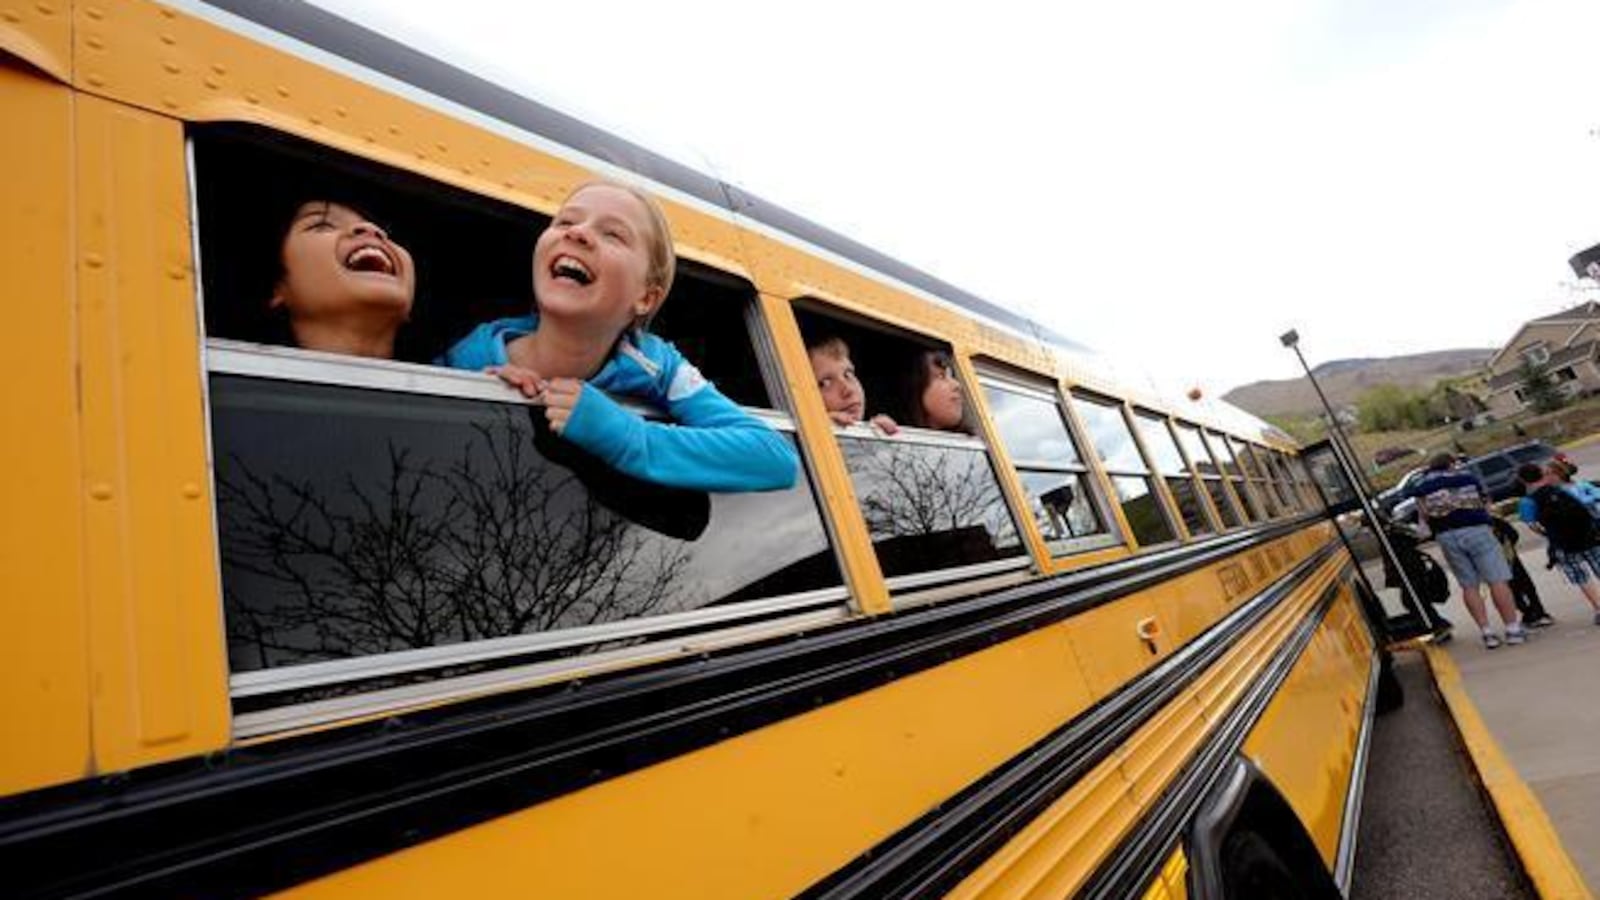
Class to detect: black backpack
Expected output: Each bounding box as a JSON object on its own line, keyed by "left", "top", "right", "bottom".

{"left": 1532, "top": 484, "right": 1600, "bottom": 552}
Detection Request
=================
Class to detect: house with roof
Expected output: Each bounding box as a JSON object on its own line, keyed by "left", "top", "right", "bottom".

{"left": 1483, "top": 300, "right": 1600, "bottom": 416}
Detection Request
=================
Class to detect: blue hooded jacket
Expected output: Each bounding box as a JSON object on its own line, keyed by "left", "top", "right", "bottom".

{"left": 439, "top": 314, "right": 798, "bottom": 493}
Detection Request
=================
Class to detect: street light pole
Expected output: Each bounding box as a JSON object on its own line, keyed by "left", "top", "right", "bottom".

{"left": 1279, "top": 329, "right": 1373, "bottom": 495}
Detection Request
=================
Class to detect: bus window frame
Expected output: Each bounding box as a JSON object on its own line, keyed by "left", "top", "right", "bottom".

{"left": 1131, "top": 408, "right": 1219, "bottom": 538}
{"left": 1174, "top": 420, "right": 1245, "bottom": 530}
{"left": 203, "top": 340, "right": 856, "bottom": 731}
{"left": 1069, "top": 389, "right": 1182, "bottom": 549}
{"left": 975, "top": 370, "right": 1121, "bottom": 557}
{"left": 1206, "top": 429, "right": 1264, "bottom": 522}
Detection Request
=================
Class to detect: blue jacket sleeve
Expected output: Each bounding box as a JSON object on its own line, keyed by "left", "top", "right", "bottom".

{"left": 560, "top": 383, "right": 798, "bottom": 493}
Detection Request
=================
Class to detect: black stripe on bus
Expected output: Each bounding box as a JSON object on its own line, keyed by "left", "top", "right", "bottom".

{"left": 1078, "top": 578, "right": 1345, "bottom": 900}
{"left": 195, "top": 0, "right": 1080, "bottom": 352}
{"left": 796, "top": 542, "right": 1341, "bottom": 899}
{"left": 0, "top": 517, "right": 1325, "bottom": 900}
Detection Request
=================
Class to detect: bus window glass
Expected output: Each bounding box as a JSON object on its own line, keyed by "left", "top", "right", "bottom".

{"left": 1071, "top": 398, "right": 1147, "bottom": 472}
{"left": 212, "top": 371, "right": 841, "bottom": 695}
{"left": 1178, "top": 422, "right": 1242, "bottom": 528}
{"left": 1072, "top": 392, "right": 1178, "bottom": 547}
{"left": 1110, "top": 476, "right": 1176, "bottom": 547}
{"left": 1133, "top": 411, "right": 1213, "bottom": 536}
{"left": 1208, "top": 431, "right": 1263, "bottom": 521}
{"left": 839, "top": 436, "right": 1025, "bottom": 578}
{"left": 980, "top": 379, "right": 1113, "bottom": 552}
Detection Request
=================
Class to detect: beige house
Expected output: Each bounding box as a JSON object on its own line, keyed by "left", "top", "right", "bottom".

{"left": 1483, "top": 300, "right": 1600, "bottom": 416}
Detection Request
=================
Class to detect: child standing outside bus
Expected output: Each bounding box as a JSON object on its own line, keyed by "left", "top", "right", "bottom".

{"left": 1517, "top": 462, "right": 1600, "bottom": 625}
{"left": 440, "top": 180, "right": 796, "bottom": 493}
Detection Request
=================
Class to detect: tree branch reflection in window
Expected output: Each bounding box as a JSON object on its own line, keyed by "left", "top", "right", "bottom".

{"left": 212, "top": 376, "right": 839, "bottom": 673}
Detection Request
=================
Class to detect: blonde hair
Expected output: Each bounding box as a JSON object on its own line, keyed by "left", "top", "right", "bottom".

{"left": 570, "top": 179, "right": 677, "bottom": 303}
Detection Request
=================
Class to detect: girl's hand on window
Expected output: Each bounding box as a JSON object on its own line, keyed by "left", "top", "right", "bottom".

{"left": 542, "top": 378, "right": 584, "bottom": 433}
{"left": 488, "top": 364, "right": 547, "bottom": 400}
{"left": 869, "top": 414, "right": 900, "bottom": 436}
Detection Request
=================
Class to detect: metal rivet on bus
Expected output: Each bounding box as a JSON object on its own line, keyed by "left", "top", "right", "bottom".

{"left": 245, "top": 93, "right": 259, "bottom": 105}
{"left": 90, "top": 484, "right": 112, "bottom": 500}
{"left": 160, "top": 33, "right": 176, "bottom": 45}
{"left": 211, "top": 63, "right": 226, "bottom": 75}
{"left": 168, "top": 266, "right": 186, "bottom": 281}
{"left": 86, "top": 73, "right": 104, "bottom": 86}
{"left": 387, "top": 125, "right": 401, "bottom": 136}
{"left": 309, "top": 115, "right": 322, "bottom": 126}
{"left": 159, "top": 6, "right": 174, "bottom": 17}
{"left": 162, "top": 61, "right": 180, "bottom": 74}
{"left": 84, "top": 253, "right": 104, "bottom": 268}
{"left": 276, "top": 85, "right": 290, "bottom": 98}
{"left": 162, "top": 96, "right": 179, "bottom": 109}
{"left": 334, "top": 106, "right": 347, "bottom": 118}
{"left": 34, "top": 1, "right": 53, "bottom": 15}
{"left": 203, "top": 77, "right": 220, "bottom": 90}
{"left": 435, "top": 142, "right": 447, "bottom": 153}
{"left": 83, "top": 5, "right": 102, "bottom": 18}
{"left": 1, "top": 10, "right": 19, "bottom": 22}
{"left": 183, "top": 483, "right": 202, "bottom": 499}
{"left": 85, "top": 36, "right": 104, "bottom": 50}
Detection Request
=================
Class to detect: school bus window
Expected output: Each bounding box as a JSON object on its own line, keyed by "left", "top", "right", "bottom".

{"left": 1207, "top": 430, "right": 1263, "bottom": 521}
{"left": 1132, "top": 410, "right": 1215, "bottom": 537}
{"left": 1070, "top": 392, "right": 1178, "bottom": 547}
{"left": 795, "top": 308, "right": 1027, "bottom": 586}
{"left": 1177, "top": 421, "right": 1243, "bottom": 528}
{"left": 1261, "top": 448, "right": 1301, "bottom": 513}
{"left": 1234, "top": 441, "right": 1283, "bottom": 518}
{"left": 193, "top": 128, "right": 847, "bottom": 724}
{"left": 979, "top": 375, "right": 1115, "bottom": 553}
{"left": 211, "top": 354, "right": 844, "bottom": 722}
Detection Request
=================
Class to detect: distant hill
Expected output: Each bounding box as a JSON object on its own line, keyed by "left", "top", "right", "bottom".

{"left": 1223, "top": 349, "right": 1495, "bottom": 419}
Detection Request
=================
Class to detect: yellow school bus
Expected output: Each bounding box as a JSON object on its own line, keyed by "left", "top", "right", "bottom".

{"left": 1, "top": 2, "right": 1426, "bottom": 897}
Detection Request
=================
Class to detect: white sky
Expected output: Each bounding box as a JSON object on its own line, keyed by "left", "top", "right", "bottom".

{"left": 310, "top": 0, "right": 1600, "bottom": 396}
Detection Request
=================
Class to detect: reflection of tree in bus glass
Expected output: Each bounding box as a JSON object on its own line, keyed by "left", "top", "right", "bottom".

{"left": 838, "top": 437, "right": 1022, "bottom": 576}
{"left": 212, "top": 377, "right": 838, "bottom": 671}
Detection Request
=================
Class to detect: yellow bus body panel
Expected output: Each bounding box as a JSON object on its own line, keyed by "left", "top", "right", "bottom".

{"left": 1243, "top": 587, "right": 1375, "bottom": 867}
{"left": 0, "top": 1, "right": 71, "bottom": 82}
{"left": 0, "top": 59, "right": 91, "bottom": 795}
{"left": 75, "top": 93, "right": 232, "bottom": 774}
{"left": 272, "top": 600, "right": 1105, "bottom": 899}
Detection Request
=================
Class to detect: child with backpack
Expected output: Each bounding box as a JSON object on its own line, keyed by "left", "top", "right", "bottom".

{"left": 1488, "top": 514, "right": 1554, "bottom": 627}
{"left": 1517, "top": 462, "right": 1600, "bottom": 625}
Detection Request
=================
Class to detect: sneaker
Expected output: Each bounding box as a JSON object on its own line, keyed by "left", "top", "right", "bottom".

{"left": 1483, "top": 632, "right": 1504, "bottom": 650}
{"left": 1505, "top": 627, "right": 1527, "bottom": 646}
{"left": 1526, "top": 614, "right": 1555, "bottom": 628}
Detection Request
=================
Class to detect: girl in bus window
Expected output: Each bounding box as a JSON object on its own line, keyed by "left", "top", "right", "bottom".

{"left": 902, "top": 350, "right": 973, "bottom": 433}
{"left": 439, "top": 180, "right": 797, "bottom": 493}
{"left": 271, "top": 200, "right": 415, "bottom": 359}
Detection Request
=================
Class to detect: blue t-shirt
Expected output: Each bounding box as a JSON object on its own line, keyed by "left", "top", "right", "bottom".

{"left": 439, "top": 314, "right": 796, "bottom": 493}
{"left": 1406, "top": 469, "right": 1491, "bottom": 533}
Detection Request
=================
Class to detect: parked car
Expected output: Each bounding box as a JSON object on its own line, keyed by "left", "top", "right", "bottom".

{"left": 1385, "top": 441, "right": 1558, "bottom": 527}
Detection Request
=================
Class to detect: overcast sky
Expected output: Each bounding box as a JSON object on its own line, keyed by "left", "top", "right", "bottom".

{"left": 310, "top": 0, "right": 1600, "bottom": 396}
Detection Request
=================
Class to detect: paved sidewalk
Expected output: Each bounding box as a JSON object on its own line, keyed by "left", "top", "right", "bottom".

{"left": 1426, "top": 525, "right": 1600, "bottom": 891}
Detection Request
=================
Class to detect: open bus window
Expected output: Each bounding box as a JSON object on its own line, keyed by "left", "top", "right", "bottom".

{"left": 192, "top": 124, "right": 773, "bottom": 407}
{"left": 1176, "top": 421, "right": 1244, "bottom": 529}
{"left": 794, "top": 307, "right": 1027, "bottom": 587}
{"left": 192, "top": 125, "right": 838, "bottom": 716}
{"left": 1070, "top": 391, "right": 1179, "bottom": 548}
{"left": 978, "top": 372, "right": 1115, "bottom": 553}
{"left": 1132, "top": 410, "right": 1215, "bottom": 537}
